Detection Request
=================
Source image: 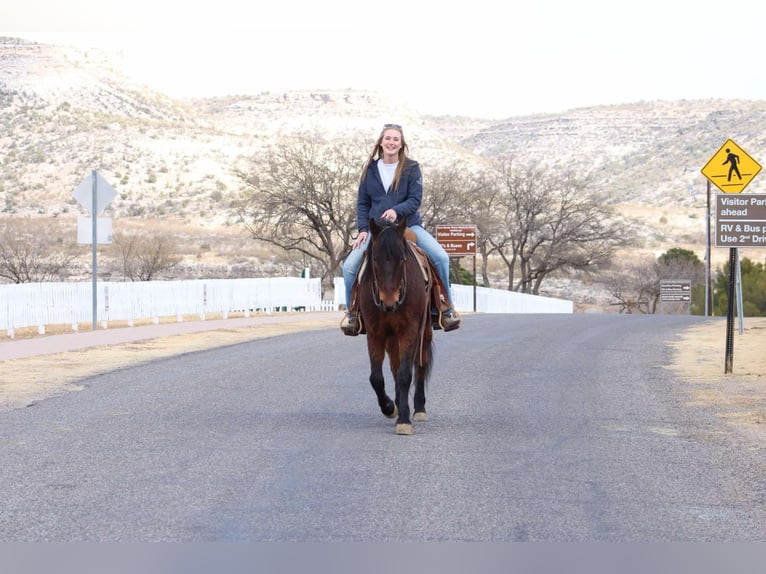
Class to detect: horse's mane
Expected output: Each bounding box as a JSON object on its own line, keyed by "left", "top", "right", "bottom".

{"left": 361, "top": 222, "right": 406, "bottom": 283}
{"left": 374, "top": 223, "right": 405, "bottom": 257}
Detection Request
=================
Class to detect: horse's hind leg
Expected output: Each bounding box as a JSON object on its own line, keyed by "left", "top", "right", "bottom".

{"left": 368, "top": 338, "right": 396, "bottom": 419}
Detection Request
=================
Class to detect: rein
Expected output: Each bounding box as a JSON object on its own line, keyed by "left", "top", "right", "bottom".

{"left": 370, "top": 226, "right": 408, "bottom": 311}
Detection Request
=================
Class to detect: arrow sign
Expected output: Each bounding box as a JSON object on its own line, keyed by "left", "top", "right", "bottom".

{"left": 72, "top": 171, "right": 117, "bottom": 215}
{"left": 435, "top": 225, "right": 477, "bottom": 256}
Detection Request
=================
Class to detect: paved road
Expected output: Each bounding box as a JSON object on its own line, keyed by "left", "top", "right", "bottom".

{"left": 1, "top": 313, "right": 765, "bottom": 541}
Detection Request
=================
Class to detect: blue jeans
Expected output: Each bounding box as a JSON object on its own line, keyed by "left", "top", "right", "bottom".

{"left": 342, "top": 225, "right": 452, "bottom": 309}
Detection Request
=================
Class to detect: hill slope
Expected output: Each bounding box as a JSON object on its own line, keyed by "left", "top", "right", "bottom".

{"left": 2, "top": 36, "right": 764, "bottom": 307}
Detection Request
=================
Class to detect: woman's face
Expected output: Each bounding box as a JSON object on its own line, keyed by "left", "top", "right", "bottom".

{"left": 380, "top": 129, "right": 403, "bottom": 159}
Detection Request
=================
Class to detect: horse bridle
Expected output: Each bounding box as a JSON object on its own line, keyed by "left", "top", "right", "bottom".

{"left": 370, "top": 227, "right": 409, "bottom": 311}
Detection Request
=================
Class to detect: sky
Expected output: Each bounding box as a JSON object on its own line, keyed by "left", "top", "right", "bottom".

{"left": 3, "top": 0, "right": 766, "bottom": 119}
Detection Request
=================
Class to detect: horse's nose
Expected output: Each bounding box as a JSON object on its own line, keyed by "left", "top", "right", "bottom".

{"left": 378, "top": 295, "right": 399, "bottom": 312}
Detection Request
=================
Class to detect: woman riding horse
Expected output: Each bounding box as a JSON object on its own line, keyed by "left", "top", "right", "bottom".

{"left": 341, "top": 123, "right": 460, "bottom": 336}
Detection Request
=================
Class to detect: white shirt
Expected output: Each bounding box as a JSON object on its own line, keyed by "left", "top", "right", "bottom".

{"left": 377, "top": 160, "right": 398, "bottom": 193}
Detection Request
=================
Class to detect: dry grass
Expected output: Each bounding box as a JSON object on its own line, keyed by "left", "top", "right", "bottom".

{"left": 666, "top": 317, "right": 766, "bottom": 438}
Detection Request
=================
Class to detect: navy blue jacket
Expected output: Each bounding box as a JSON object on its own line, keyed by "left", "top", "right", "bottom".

{"left": 356, "top": 158, "right": 424, "bottom": 233}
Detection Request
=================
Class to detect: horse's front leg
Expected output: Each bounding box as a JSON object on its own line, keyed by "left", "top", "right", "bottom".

{"left": 413, "top": 328, "right": 433, "bottom": 423}
{"left": 385, "top": 336, "right": 401, "bottom": 418}
{"left": 367, "top": 336, "right": 396, "bottom": 419}
{"left": 394, "top": 351, "right": 415, "bottom": 435}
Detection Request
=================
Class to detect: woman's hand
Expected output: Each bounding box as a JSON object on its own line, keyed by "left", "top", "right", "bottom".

{"left": 381, "top": 209, "right": 397, "bottom": 223}
{"left": 353, "top": 231, "right": 368, "bottom": 249}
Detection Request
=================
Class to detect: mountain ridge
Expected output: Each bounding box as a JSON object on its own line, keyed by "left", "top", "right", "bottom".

{"left": 2, "top": 36, "right": 764, "bottom": 307}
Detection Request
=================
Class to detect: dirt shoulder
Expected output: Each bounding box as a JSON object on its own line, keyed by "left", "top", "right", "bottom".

{"left": 665, "top": 316, "right": 766, "bottom": 439}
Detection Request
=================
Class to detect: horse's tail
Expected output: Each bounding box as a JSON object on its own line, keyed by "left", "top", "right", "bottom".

{"left": 423, "top": 340, "right": 434, "bottom": 385}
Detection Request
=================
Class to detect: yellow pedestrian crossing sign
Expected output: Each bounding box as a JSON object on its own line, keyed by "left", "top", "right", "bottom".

{"left": 701, "top": 139, "right": 761, "bottom": 193}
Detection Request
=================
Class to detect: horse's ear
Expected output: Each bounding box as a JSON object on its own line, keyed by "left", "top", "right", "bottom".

{"left": 369, "top": 218, "right": 380, "bottom": 235}
{"left": 396, "top": 217, "right": 407, "bottom": 235}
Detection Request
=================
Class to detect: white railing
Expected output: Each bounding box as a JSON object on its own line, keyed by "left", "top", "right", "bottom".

{"left": 0, "top": 277, "right": 324, "bottom": 337}
{"left": 332, "top": 278, "right": 573, "bottom": 314}
{"left": 0, "top": 276, "right": 573, "bottom": 338}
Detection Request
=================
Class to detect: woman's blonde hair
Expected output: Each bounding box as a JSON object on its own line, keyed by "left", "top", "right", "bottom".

{"left": 361, "top": 124, "right": 410, "bottom": 192}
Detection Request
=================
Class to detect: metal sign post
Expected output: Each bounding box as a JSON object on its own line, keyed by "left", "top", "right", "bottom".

{"left": 72, "top": 170, "right": 117, "bottom": 330}
{"left": 91, "top": 173, "right": 98, "bottom": 330}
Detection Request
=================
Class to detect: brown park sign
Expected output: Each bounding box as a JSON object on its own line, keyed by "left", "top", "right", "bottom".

{"left": 435, "top": 225, "right": 477, "bottom": 256}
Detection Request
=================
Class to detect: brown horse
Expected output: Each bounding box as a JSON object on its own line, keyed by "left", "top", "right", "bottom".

{"left": 358, "top": 218, "right": 434, "bottom": 435}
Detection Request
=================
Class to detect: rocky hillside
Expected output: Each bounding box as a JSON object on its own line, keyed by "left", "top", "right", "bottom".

{"left": 2, "top": 36, "right": 765, "bottom": 307}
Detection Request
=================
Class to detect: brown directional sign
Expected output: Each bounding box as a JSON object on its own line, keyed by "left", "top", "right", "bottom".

{"left": 660, "top": 280, "right": 691, "bottom": 302}
{"left": 435, "top": 225, "right": 477, "bottom": 256}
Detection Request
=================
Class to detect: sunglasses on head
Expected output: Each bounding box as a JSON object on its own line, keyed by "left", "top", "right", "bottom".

{"left": 383, "top": 123, "right": 402, "bottom": 129}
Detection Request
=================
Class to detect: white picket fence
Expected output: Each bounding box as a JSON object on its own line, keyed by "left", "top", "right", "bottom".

{"left": 0, "top": 277, "right": 327, "bottom": 337}
{"left": 331, "top": 278, "right": 573, "bottom": 314}
{"left": 0, "top": 276, "right": 573, "bottom": 338}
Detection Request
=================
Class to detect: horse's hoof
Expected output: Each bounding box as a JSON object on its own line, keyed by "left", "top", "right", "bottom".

{"left": 395, "top": 423, "right": 414, "bottom": 435}
{"left": 413, "top": 412, "right": 428, "bottom": 422}
{"left": 384, "top": 404, "right": 398, "bottom": 419}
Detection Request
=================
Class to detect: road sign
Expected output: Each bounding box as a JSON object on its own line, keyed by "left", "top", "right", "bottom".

{"left": 715, "top": 193, "right": 766, "bottom": 247}
{"left": 77, "top": 216, "right": 113, "bottom": 244}
{"left": 72, "top": 170, "right": 117, "bottom": 214}
{"left": 660, "top": 279, "right": 691, "bottom": 302}
{"left": 435, "top": 225, "right": 477, "bottom": 256}
{"left": 701, "top": 139, "right": 762, "bottom": 194}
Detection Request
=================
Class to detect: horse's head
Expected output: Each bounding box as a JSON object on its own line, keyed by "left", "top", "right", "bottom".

{"left": 368, "top": 217, "right": 409, "bottom": 312}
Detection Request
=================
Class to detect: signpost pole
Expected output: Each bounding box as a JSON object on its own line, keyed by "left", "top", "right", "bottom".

{"left": 735, "top": 249, "right": 744, "bottom": 335}
{"left": 73, "top": 169, "right": 116, "bottom": 331}
{"left": 705, "top": 180, "right": 712, "bottom": 316}
{"left": 472, "top": 255, "right": 477, "bottom": 312}
{"left": 90, "top": 170, "right": 98, "bottom": 331}
{"left": 724, "top": 247, "right": 737, "bottom": 373}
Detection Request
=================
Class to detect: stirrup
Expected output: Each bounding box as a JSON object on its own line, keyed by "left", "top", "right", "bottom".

{"left": 434, "top": 308, "right": 461, "bottom": 332}
{"left": 340, "top": 312, "right": 363, "bottom": 336}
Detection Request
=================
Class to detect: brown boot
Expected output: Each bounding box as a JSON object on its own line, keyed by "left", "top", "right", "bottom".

{"left": 340, "top": 312, "right": 363, "bottom": 336}
{"left": 440, "top": 308, "right": 461, "bottom": 332}
{"left": 340, "top": 312, "right": 359, "bottom": 336}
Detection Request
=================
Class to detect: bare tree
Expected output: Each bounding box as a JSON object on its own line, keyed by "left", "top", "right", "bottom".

{"left": 603, "top": 249, "right": 705, "bottom": 314}
{"left": 603, "top": 257, "right": 660, "bottom": 313}
{"left": 0, "top": 218, "right": 76, "bottom": 283}
{"left": 422, "top": 164, "right": 511, "bottom": 287}
{"left": 111, "top": 230, "right": 182, "bottom": 281}
{"left": 656, "top": 248, "right": 705, "bottom": 285}
{"left": 232, "top": 131, "right": 364, "bottom": 290}
{"left": 492, "top": 162, "right": 631, "bottom": 294}
{"left": 419, "top": 162, "right": 492, "bottom": 285}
